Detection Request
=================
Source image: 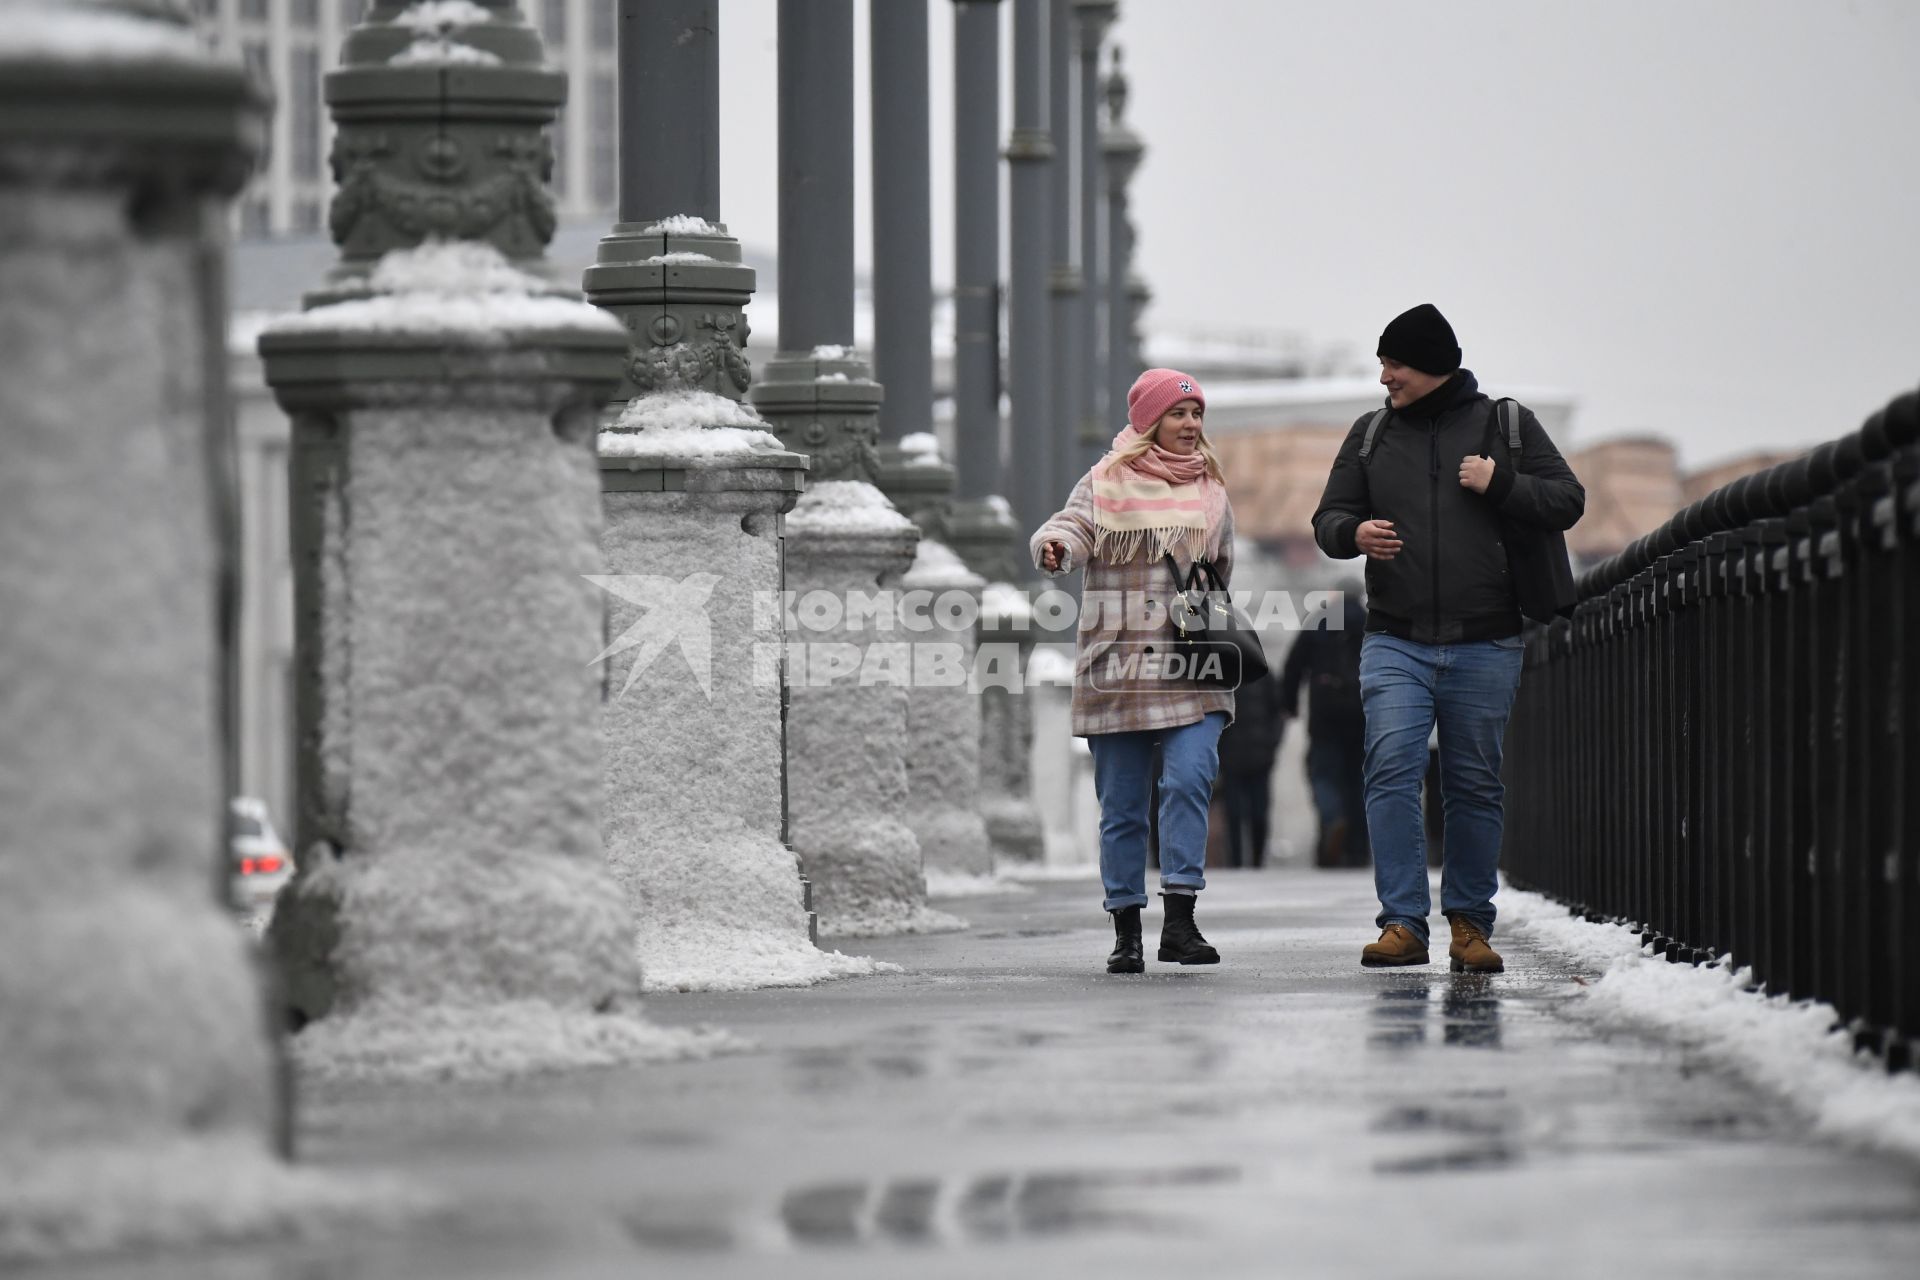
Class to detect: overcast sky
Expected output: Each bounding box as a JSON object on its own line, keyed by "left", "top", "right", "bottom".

{"left": 714, "top": 0, "right": 1920, "bottom": 468}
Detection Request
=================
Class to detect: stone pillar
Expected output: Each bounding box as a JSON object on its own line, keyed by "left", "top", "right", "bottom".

{"left": 585, "top": 2, "right": 880, "bottom": 988}
{"left": 751, "top": 0, "right": 956, "bottom": 937}
{"left": 901, "top": 544, "right": 992, "bottom": 880}
{"left": 1073, "top": 0, "right": 1115, "bottom": 474}
{"left": 1047, "top": 0, "right": 1083, "bottom": 510}
{"left": 0, "top": 0, "right": 290, "bottom": 1249}
{"left": 946, "top": 0, "right": 1023, "bottom": 584}
{"left": 870, "top": 0, "right": 934, "bottom": 451}
{"left": 1127, "top": 274, "right": 1152, "bottom": 378}
{"left": 870, "top": 0, "right": 958, "bottom": 533}
{"left": 587, "top": 0, "right": 753, "bottom": 415}
{"left": 978, "top": 593, "right": 1050, "bottom": 865}
{"left": 1103, "top": 46, "right": 1144, "bottom": 430}
{"left": 258, "top": 0, "right": 687, "bottom": 1076}
{"left": 1006, "top": 0, "right": 1053, "bottom": 540}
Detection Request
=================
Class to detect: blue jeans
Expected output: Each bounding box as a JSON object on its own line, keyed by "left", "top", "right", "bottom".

{"left": 1089, "top": 712, "right": 1227, "bottom": 911}
{"left": 1359, "top": 634, "right": 1524, "bottom": 944}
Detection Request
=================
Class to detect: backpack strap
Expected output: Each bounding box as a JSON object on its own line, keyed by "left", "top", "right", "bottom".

{"left": 1481, "top": 397, "right": 1523, "bottom": 461}
{"left": 1357, "top": 407, "right": 1390, "bottom": 463}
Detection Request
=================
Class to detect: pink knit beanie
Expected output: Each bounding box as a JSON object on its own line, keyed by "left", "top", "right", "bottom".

{"left": 1126, "top": 367, "right": 1206, "bottom": 433}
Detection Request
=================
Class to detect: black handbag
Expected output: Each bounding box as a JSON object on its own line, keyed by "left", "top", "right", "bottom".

{"left": 1162, "top": 554, "right": 1271, "bottom": 689}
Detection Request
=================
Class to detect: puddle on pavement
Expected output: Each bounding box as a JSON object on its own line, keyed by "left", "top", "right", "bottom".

{"left": 1368, "top": 975, "right": 1505, "bottom": 1051}
{"left": 621, "top": 1165, "right": 1241, "bottom": 1253}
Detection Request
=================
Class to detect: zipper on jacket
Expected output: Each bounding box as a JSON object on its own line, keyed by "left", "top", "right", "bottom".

{"left": 1428, "top": 422, "right": 1441, "bottom": 640}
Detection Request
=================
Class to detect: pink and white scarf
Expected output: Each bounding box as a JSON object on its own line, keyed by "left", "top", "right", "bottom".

{"left": 1090, "top": 424, "right": 1227, "bottom": 564}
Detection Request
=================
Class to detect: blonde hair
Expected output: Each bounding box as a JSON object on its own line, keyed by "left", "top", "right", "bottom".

{"left": 1102, "top": 413, "right": 1226, "bottom": 483}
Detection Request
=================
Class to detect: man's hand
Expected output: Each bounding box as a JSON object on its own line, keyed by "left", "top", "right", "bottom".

{"left": 1355, "top": 519, "right": 1402, "bottom": 560}
{"left": 1039, "top": 539, "right": 1069, "bottom": 572}
{"left": 1459, "top": 454, "right": 1495, "bottom": 495}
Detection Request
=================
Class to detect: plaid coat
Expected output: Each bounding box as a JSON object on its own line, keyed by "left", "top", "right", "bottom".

{"left": 1030, "top": 471, "right": 1238, "bottom": 738}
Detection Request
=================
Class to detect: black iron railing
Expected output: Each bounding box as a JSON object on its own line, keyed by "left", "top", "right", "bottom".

{"left": 1503, "top": 385, "right": 1919, "bottom": 1069}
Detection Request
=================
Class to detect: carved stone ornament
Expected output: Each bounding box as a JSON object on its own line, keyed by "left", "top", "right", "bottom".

{"left": 322, "top": 2, "right": 565, "bottom": 273}
{"left": 625, "top": 310, "right": 753, "bottom": 396}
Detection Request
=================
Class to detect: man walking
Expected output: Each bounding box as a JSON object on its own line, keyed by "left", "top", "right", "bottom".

{"left": 1310, "top": 304, "right": 1584, "bottom": 973}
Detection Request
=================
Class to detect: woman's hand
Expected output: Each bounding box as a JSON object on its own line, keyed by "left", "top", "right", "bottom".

{"left": 1039, "top": 540, "right": 1069, "bottom": 573}
{"left": 1355, "top": 519, "right": 1402, "bottom": 560}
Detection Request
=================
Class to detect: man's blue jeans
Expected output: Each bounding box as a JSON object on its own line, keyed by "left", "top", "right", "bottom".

{"left": 1359, "top": 634, "right": 1524, "bottom": 943}
{"left": 1089, "top": 712, "right": 1227, "bottom": 911}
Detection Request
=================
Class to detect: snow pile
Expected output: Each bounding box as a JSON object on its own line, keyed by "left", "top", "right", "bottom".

{"left": 786, "top": 480, "right": 916, "bottom": 536}
{"left": 811, "top": 344, "right": 852, "bottom": 359}
{"left": 0, "top": 5, "right": 209, "bottom": 63}
{"left": 816, "top": 371, "right": 850, "bottom": 383}
{"left": 924, "top": 868, "right": 1033, "bottom": 899}
{"left": 390, "top": 37, "right": 500, "bottom": 66}
{"left": 624, "top": 828, "right": 903, "bottom": 992}
{"left": 599, "top": 390, "right": 786, "bottom": 460}
{"left": 985, "top": 495, "right": 1014, "bottom": 520}
{"left": 0, "top": 1135, "right": 425, "bottom": 1265}
{"left": 898, "top": 432, "right": 944, "bottom": 467}
{"left": 642, "top": 215, "right": 721, "bottom": 236}
{"left": 266, "top": 241, "right": 620, "bottom": 341}
{"left": 1505, "top": 887, "right": 1920, "bottom": 1160}
{"left": 821, "top": 899, "right": 968, "bottom": 939}
{"left": 901, "top": 539, "right": 984, "bottom": 591}
{"left": 981, "top": 581, "right": 1033, "bottom": 629}
{"left": 292, "top": 998, "right": 738, "bottom": 1084}
{"left": 644, "top": 251, "right": 717, "bottom": 264}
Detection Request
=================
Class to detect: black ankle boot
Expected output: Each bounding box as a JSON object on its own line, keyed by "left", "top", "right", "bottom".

{"left": 1107, "top": 906, "right": 1144, "bottom": 974}
{"left": 1158, "top": 893, "right": 1220, "bottom": 965}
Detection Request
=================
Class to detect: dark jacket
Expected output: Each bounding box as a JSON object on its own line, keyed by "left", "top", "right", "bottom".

{"left": 1310, "top": 370, "right": 1585, "bottom": 644}
{"left": 1276, "top": 592, "right": 1366, "bottom": 745}
{"left": 1217, "top": 676, "right": 1288, "bottom": 778}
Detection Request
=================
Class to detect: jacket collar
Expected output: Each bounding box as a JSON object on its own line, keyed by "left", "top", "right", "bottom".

{"left": 1392, "top": 368, "right": 1481, "bottom": 421}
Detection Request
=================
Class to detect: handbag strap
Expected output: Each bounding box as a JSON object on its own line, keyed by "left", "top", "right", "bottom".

{"left": 1161, "top": 552, "right": 1203, "bottom": 595}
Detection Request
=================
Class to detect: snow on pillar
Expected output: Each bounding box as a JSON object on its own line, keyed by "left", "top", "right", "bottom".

{"left": 256, "top": 1, "right": 714, "bottom": 1078}
{"left": 901, "top": 543, "right": 992, "bottom": 880}
{"left": 751, "top": 1, "right": 959, "bottom": 936}
{"left": 584, "top": 2, "right": 892, "bottom": 988}
{"left": 0, "top": 0, "right": 331, "bottom": 1257}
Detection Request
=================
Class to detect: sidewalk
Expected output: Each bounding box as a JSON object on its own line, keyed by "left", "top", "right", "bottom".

{"left": 61, "top": 870, "right": 1920, "bottom": 1280}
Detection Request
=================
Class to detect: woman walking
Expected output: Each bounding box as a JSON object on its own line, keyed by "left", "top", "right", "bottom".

{"left": 1031, "top": 368, "right": 1237, "bottom": 973}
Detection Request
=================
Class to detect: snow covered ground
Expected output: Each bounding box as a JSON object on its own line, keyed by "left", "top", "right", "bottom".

{"left": 1504, "top": 885, "right": 1920, "bottom": 1161}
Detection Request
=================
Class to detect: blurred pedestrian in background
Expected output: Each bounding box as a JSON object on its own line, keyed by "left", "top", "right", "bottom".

{"left": 1277, "top": 583, "right": 1369, "bottom": 868}
{"left": 1215, "top": 674, "right": 1287, "bottom": 868}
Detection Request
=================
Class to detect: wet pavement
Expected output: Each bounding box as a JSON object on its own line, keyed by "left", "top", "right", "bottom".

{"left": 51, "top": 870, "right": 1920, "bottom": 1279}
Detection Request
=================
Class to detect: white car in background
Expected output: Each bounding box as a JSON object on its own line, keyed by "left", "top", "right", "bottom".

{"left": 229, "top": 796, "right": 292, "bottom": 914}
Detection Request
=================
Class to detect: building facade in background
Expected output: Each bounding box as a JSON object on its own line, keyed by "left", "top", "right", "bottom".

{"left": 193, "top": 0, "right": 617, "bottom": 237}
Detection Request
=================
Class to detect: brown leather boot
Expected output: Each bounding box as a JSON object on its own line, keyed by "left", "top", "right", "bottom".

{"left": 1448, "top": 915, "right": 1504, "bottom": 973}
{"left": 1361, "top": 924, "right": 1429, "bottom": 967}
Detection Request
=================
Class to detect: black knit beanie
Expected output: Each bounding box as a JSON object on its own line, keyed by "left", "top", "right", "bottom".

{"left": 1377, "top": 303, "right": 1461, "bottom": 376}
